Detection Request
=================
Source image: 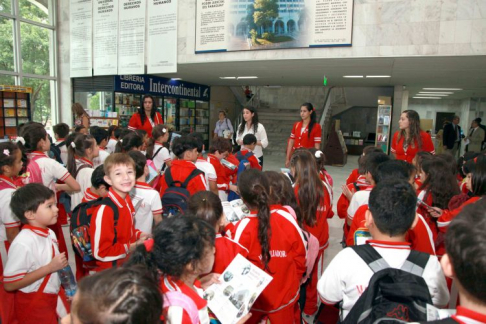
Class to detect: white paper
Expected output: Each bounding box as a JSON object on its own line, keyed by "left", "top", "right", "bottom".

{"left": 93, "top": 0, "right": 119, "bottom": 75}
{"left": 309, "top": 0, "right": 353, "bottom": 46}
{"left": 147, "top": 0, "right": 177, "bottom": 73}
{"left": 222, "top": 199, "right": 250, "bottom": 223}
{"left": 221, "top": 158, "right": 237, "bottom": 171}
{"left": 118, "top": 0, "right": 146, "bottom": 74}
{"left": 205, "top": 254, "right": 273, "bottom": 324}
{"left": 70, "top": 0, "right": 93, "bottom": 77}
{"left": 195, "top": 0, "right": 228, "bottom": 53}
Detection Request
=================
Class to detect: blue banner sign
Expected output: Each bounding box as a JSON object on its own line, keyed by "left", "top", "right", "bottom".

{"left": 114, "top": 75, "right": 210, "bottom": 101}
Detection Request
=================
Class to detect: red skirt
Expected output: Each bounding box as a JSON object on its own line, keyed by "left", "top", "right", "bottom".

{"left": 14, "top": 291, "right": 58, "bottom": 323}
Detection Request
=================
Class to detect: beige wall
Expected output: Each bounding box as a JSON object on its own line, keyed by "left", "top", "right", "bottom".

{"left": 209, "top": 86, "right": 241, "bottom": 141}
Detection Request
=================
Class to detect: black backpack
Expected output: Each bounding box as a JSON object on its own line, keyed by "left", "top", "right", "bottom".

{"left": 341, "top": 244, "right": 433, "bottom": 324}
{"left": 70, "top": 197, "right": 119, "bottom": 263}
{"left": 161, "top": 167, "right": 204, "bottom": 218}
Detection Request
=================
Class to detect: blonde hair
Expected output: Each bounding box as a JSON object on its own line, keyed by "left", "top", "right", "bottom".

{"left": 72, "top": 103, "right": 87, "bottom": 117}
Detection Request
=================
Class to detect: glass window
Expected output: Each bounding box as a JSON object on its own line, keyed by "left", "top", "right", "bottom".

{"left": 23, "top": 77, "right": 51, "bottom": 125}
{"left": 20, "top": 22, "right": 51, "bottom": 76}
{"left": 19, "top": 0, "right": 50, "bottom": 25}
{"left": 0, "top": 74, "right": 15, "bottom": 84}
{"left": 0, "top": 18, "right": 15, "bottom": 72}
{"left": 0, "top": 0, "right": 11, "bottom": 14}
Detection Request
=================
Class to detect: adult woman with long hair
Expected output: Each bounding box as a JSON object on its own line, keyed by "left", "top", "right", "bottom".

{"left": 391, "top": 110, "right": 435, "bottom": 163}
{"left": 285, "top": 103, "right": 322, "bottom": 167}
{"left": 128, "top": 95, "right": 163, "bottom": 137}
{"left": 72, "top": 103, "right": 90, "bottom": 129}
{"left": 236, "top": 106, "right": 268, "bottom": 167}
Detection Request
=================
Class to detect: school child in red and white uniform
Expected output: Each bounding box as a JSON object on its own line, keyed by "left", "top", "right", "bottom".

{"left": 128, "top": 151, "right": 162, "bottom": 234}
{"left": 81, "top": 165, "right": 110, "bottom": 203}
{"left": 187, "top": 132, "right": 219, "bottom": 195}
{"left": 289, "top": 150, "right": 331, "bottom": 322}
{"left": 125, "top": 215, "right": 220, "bottom": 324}
{"left": 53, "top": 123, "right": 70, "bottom": 166}
{"left": 233, "top": 169, "right": 306, "bottom": 324}
{"left": 0, "top": 143, "right": 23, "bottom": 276}
{"left": 188, "top": 191, "right": 249, "bottom": 274}
{"left": 429, "top": 200, "right": 486, "bottom": 324}
{"left": 90, "top": 127, "right": 110, "bottom": 168}
{"left": 90, "top": 153, "right": 150, "bottom": 272}
{"left": 318, "top": 180, "right": 449, "bottom": 321}
{"left": 159, "top": 136, "right": 207, "bottom": 197}
{"left": 285, "top": 103, "right": 322, "bottom": 168}
{"left": 18, "top": 123, "right": 80, "bottom": 258}
{"left": 207, "top": 137, "right": 238, "bottom": 202}
{"left": 238, "top": 134, "right": 262, "bottom": 170}
{"left": 106, "top": 125, "right": 119, "bottom": 154}
{"left": 67, "top": 133, "right": 99, "bottom": 212}
{"left": 146, "top": 125, "right": 172, "bottom": 172}
{"left": 3, "top": 183, "right": 70, "bottom": 323}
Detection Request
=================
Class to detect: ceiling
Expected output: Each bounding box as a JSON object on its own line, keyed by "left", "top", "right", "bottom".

{"left": 157, "top": 55, "right": 486, "bottom": 100}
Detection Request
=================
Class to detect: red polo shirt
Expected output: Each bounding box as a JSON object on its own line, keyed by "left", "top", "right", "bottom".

{"left": 290, "top": 121, "right": 322, "bottom": 150}
{"left": 159, "top": 160, "right": 207, "bottom": 196}
{"left": 128, "top": 112, "right": 163, "bottom": 137}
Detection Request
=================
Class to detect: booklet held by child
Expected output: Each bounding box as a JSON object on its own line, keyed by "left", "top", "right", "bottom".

{"left": 204, "top": 254, "right": 273, "bottom": 324}
{"left": 222, "top": 199, "right": 251, "bottom": 223}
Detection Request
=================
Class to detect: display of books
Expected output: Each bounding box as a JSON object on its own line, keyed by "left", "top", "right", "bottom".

{"left": 3, "top": 99, "right": 14, "bottom": 108}
{"left": 222, "top": 199, "right": 250, "bottom": 223}
{"left": 205, "top": 254, "right": 273, "bottom": 324}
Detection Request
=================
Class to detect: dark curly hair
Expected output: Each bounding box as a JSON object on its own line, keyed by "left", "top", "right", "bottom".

{"left": 420, "top": 157, "right": 460, "bottom": 209}
{"left": 126, "top": 215, "right": 215, "bottom": 279}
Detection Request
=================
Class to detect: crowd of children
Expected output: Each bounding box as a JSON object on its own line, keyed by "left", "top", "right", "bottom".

{"left": 0, "top": 117, "right": 485, "bottom": 324}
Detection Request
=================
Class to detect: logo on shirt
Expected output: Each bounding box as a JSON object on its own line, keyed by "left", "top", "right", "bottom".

{"left": 387, "top": 305, "right": 409, "bottom": 321}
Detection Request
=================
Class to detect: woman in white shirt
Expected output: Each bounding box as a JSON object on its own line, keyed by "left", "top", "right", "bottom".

{"left": 236, "top": 106, "right": 268, "bottom": 166}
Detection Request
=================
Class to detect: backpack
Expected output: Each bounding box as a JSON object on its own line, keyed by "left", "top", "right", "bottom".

{"left": 50, "top": 141, "right": 64, "bottom": 164}
{"left": 228, "top": 151, "right": 253, "bottom": 201}
{"left": 161, "top": 167, "right": 204, "bottom": 218}
{"left": 23, "top": 155, "right": 45, "bottom": 185}
{"left": 341, "top": 244, "right": 433, "bottom": 324}
{"left": 70, "top": 197, "right": 119, "bottom": 262}
{"left": 163, "top": 291, "right": 199, "bottom": 323}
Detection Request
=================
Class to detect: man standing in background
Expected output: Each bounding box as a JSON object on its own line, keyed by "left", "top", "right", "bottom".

{"left": 443, "top": 115, "right": 462, "bottom": 158}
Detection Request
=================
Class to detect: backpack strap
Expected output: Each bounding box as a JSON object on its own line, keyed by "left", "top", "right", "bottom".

{"left": 163, "top": 291, "right": 199, "bottom": 323}
{"left": 181, "top": 168, "right": 204, "bottom": 189}
{"left": 351, "top": 244, "right": 391, "bottom": 273}
{"left": 164, "top": 167, "right": 178, "bottom": 187}
{"left": 401, "top": 250, "right": 430, "bottom": 277}
{"left": 152, "top": 147, "right": 163, "bottom": 160}
{"left": 54, "top": 141, "right": 66, "bottom": 148}
{"left": 353, "top": 182, "right": 361, "bottom": 192}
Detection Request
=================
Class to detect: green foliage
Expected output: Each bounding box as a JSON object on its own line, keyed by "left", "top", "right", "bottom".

{"left": 250, "top": 29, "right": 258, "bottom": 43}
{"left": 253, "top": 0, "right": 278, "bottom": 31}
{"left": 0, "top": 18, "right": 14, "bottom": 71}
{"left": 89, "top": 93, "right": 101, "bottom": 110}
{"left": 261, "top": 32, "right": 274, "bottom": 41}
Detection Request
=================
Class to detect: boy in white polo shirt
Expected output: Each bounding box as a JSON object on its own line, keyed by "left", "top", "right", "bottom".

{"left": 189, "top": 132, "right": 218, "bottom": 195}
{"left": 128, "top": 151, "right": 162, "bottom": 233}
{"left": 318, "top": 179, "right": 449, "bottom": 320}
{"left": 3, "top": 183, "right": 69, "bottom": 323}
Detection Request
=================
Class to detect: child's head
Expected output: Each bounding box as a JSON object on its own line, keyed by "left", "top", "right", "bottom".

{"left": 115, "top": 132, "right": 143, "bottom": 153}
{"left": 264, "top": 170, "right": 300, "bottom": 221}
{"left": 151, "top": 124, "right": 170, "bottom": 143}
{"left": 74, "top": 125, "right": 88, "bottom": 135}
{"left": 188, "top": 132, "right": 204, "bottom": 154}
{"left": 90, "top": 126, "right": 109, "bottom": 148}
{"left": 412, "top": 151, "right": 433, "bottom": 174}
{"left": 208, "top": 137, "right": 231, "bottom": 160}
{"left": 114, "top": 127, "right": 129, "bottom": 140}
{"left": 134, "top": 129, "right": 149, "bottom": 150}
{"left": 108, "top": 125, "right": 118, "bottom": 138}
{"left": 172, "top": 136, "right": 199, "bottom": 161}
{"left": 53, "top": 123, "right": 70, "bottom": 140}
{"left": 358, "top": 146, "right": 383, "bottom": 174}
{"left": 436, "top": 152, "right": 457, "bottom": 176}
{"left": 66, "top": 266, "right": 162, "bottom": 324}
{"left": 469, "top": 161, "right": 486, "bottom": 196}
{"left": 188, "top": 191, "right": 225, "bottom": 230}
{"left": 128, "top": 151, "right": 148, "bottom": 180}
{"left": 91, "top": 165, "right": 110, "bottom": 197}
{"left": 364, "top": 152, "right": 390, "bottom": 184}
{"left": 367, "top": 179, "right": 417, "bottom": 238}
{"left": 420, "top": 157, "right": 460, "bottom": 209}
{"left": 127, "top": 216, "right": 216, "bottom": 279}
{"left": 10, "top": 183, "right": 57, "bottom": 227}
{"left": 442, "top": 201, "right": 486, "bottom": 306}
{"left": 67, "top": 134, "right": 99, "bottom": 177}
{"left": 103, "top": 153, "right": 136, "bottom": 194}
{"left": 242, "top": 134, "right": 257, "bottom": 151}
{"left": 374, "top": 160, "right": 410, "bottom": 185}
{"left": 308, "top": 148, "right": 326, "bottom": 171}
{"left": 0, "top": 142, "right": 23, "bottom": 177}
{"left": 238, "top": 169, "right": 272, "bottom": 270}
{"left": 18, "top": 122, "right": 49, "bottom": 153}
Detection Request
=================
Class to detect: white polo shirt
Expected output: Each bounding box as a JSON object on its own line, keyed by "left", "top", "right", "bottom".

{"left": 93, "top": 149, "right": 110, "bottom": 168}
{"left": 130, "top": 182, "right": 162, "bottom": 233}
{"left": 0, "top": 177, "right": 20, "bottom": 271}
{"left": 106, "top": 138, "right": 117, "bottom": 154}
{"left": 29, "top": 152, "right": 70, "bottom": 191}
{"left": 4, "top": 225, "right": 61, "bottom": 294}
{"left": 152, "top": 143, "right": 171, "bottom": 172}
{"left": 317, "top": 240, "right": 449, "bottom": 320}
{"left": 347, "top": 188, "right": 372, "bottom": 222}
{"left": 70, "top": 159, "right": 94, "bottom": 212}
{"left": 196, "top": 158, "right": 217, "bottom": 190}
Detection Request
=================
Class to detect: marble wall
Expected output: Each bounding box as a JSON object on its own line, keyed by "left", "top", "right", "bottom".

{"left": 177, "top": 0, "right": 486, "bottom": 64}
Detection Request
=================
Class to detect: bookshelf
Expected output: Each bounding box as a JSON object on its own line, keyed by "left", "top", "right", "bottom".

{"left": 0, "top": 85, "right": 32, "bottom": 137}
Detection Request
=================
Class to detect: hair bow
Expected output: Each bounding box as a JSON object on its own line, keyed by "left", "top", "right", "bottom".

{"left": 13, "top": 136, "right": 25, "bottom": 145}
{"left": 144, "top": 238, "right": 154, "bottom": 252}
{"left": 3, "top": 149, "right": 9, "bottom": 156}
{"left": 70, "top": 142, "right": 76, "bottom": 148}
{"left": 315, "top": 150, "right": 323, "bottom": 158}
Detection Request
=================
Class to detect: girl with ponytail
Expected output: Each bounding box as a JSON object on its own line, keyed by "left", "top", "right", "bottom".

{"left": 145, "top": 124, "right": 172, "bottom": 172}
{"left": 290, "top": 148, "right": 331, "bottom": 322}
{"left": 232, "top": 169, "right": 306, "bottom": 323}
{"left": 114, "top": 132, "right": 144, "bottom": 153}
{"left": 66, "top": 133, "right": 100, "bottom": 211}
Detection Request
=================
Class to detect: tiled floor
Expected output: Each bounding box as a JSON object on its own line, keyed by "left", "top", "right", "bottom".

{"left": 63, "top": 154, "right": 359, "bottom": 273}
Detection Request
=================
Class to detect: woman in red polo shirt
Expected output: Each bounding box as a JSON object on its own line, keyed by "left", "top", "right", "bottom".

{"left": 285, "top": 102, "right": 322, "bottom": 167}
{"left": 128, "top": 95, "right": 163, "bottom": 137}
{"left": 391, "top": 109, "right": 435, "bottom": 163}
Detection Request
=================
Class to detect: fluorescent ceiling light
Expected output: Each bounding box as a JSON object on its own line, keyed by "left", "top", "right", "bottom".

{"left": 423, "top": 88, "right": 463, "bottom": 91}
{"left": 219, "top": 77, "right": 236, "bottom": 80}
{"left": 419, "top": 92, "right": 453, "bottom": 94}
{"left": 237, "top": 76, "right": 258, "bottom": 80}
{"left": 366, "top": 75, "right": 391, "bottom": 78}
{"left": 171, "top": 78, "right": 182, "bottom": 81}
{"left": 343, "top": 75, "right": 364, "bottom": 78}
{"left": 415, "top": 94, "right": 449, "bottom": 96}
{"left": 413, "top": 97, "right": 442, "bottom": 99}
